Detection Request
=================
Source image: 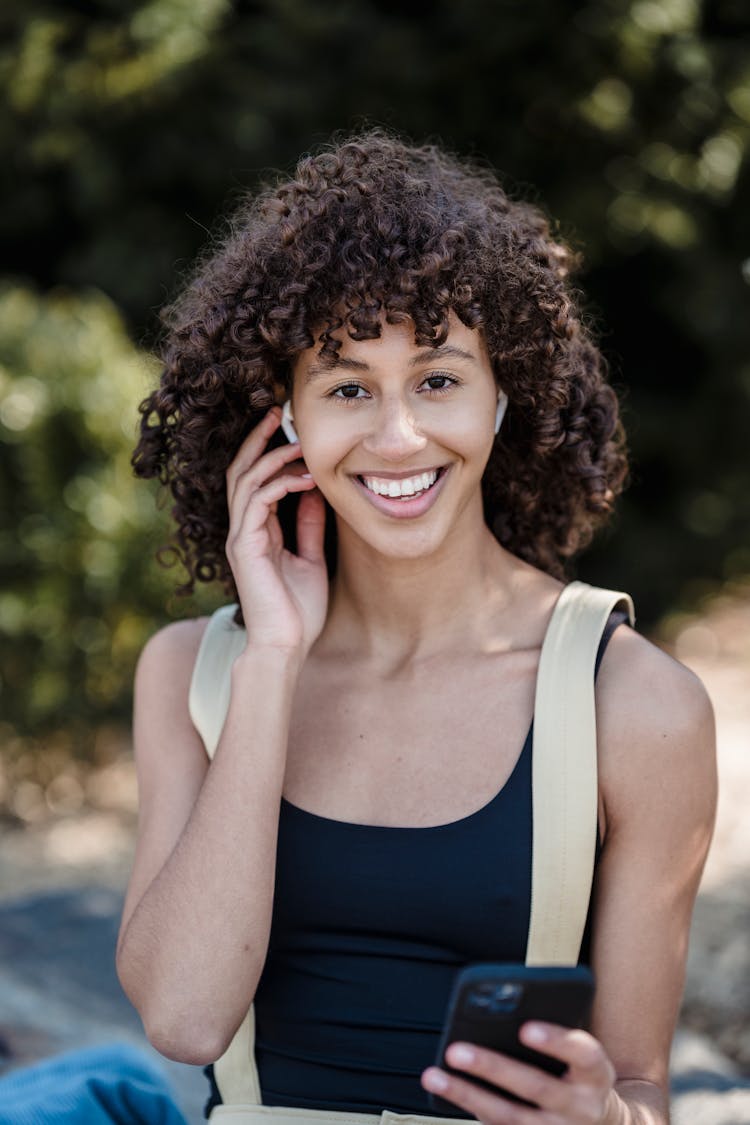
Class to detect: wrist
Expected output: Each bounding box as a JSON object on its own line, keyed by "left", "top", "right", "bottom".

{"left": 233, "top": 642, "right": 305, "bottom": 681}
{"left": 604, "top": 1080, "right": 667, "bottom": 1125}
{"left": 602, "top": 1089, "right": 628, "bottom": 1125}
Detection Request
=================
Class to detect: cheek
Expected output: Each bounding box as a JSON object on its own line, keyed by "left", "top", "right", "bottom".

{"left": 449, "top": 415, "right": 496, "bottom": 461}
{"left": 297, "top": 431, "right": 349, "bottom": 484}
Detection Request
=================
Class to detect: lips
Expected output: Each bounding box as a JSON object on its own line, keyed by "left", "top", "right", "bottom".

{"left": 352, "top": 466, "right": 450, "bottom": 518}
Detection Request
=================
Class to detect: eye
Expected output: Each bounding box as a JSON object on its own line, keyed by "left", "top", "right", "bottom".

{"left": 422, "top": 372, "right": 459, "bottom": 393}
{"left": 330, "top": 382, "right": 368, "bottom": 400}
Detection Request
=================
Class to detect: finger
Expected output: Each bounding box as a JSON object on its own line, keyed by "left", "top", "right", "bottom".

{"left": 230, "top": 474, "right": 317, "bottom": 540}
{"left": 296, "top": 486, "right": 326, "bottom": 565}
{"left": 519, "top": 1024, "right": 614, "bottom": 1084}
{"left": 443, "top": 1042, "right": 572, "bottom": 1115}
{"left": 228, "top": 440, "right": 305, "bottom": 511}
{"left": 226, "top": 407, "right": 282, "bottom": 499}
{"left": 421, "top": 1067, "right": 543, "bottom": 1125}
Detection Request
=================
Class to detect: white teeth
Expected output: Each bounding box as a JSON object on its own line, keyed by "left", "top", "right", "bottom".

{"left": 361, "top": 470, "right": 439, "bottom": 498}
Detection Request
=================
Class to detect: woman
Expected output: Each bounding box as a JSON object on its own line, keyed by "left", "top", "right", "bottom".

{"left": 116, "top": 130, "right": 716, "bottom": 1124}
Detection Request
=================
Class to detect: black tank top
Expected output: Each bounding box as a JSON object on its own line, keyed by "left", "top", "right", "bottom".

{"left": 204, "top": 610, "right": 627, "bottom": 1118}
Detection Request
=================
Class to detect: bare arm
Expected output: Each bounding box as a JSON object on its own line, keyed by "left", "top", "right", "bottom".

{"left": 116, "top": 625, "right": 301, "bottom": 1063}
{"left": 117, "top": 407, "right": 327, "bottom": 1064}
{"left": 591, "top": 627, "right": 717, "bottom": 1123}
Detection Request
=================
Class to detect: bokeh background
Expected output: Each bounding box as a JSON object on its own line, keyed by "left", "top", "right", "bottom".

{"left": 2, "top": 0, "right": 750, "bottom": 772}
{"left": 0, "top": 1, "right": 749, "bottom": 1119}
{"left": 2, "top": 0, "right": 750, "bottom": 769}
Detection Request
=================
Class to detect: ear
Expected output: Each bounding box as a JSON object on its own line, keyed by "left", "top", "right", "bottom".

{"left": 280, "top": 399, "right": 299, "bottom": 444}
{"left": 494, "top": 389, "right": 508, "bottom": 435}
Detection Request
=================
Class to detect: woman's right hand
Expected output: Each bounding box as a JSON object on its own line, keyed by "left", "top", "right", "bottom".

{"left": 225, "top": 406, "right": 328, "bottom": 659}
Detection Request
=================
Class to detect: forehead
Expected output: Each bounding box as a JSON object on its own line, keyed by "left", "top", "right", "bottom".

{"left": 293, "top": 314, "right": 488, "bottom": 383}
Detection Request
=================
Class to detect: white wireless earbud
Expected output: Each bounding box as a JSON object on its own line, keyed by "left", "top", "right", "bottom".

{"left": 280, "top": 399, "right": 299, "bottom": 444}
{"left": 494, "top": 389, "right": 508, "bottom": 436}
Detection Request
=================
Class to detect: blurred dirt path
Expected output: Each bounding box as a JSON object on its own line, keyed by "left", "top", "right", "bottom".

{"left": 662, "top": 586, "right": 750, "bottom": 1074}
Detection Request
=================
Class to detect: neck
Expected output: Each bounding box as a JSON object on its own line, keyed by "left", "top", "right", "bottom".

{"left": 319, "top": 511, "right": 523, "bottom": 667}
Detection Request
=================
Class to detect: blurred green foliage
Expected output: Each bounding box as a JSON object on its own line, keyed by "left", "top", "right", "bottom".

{"left": 0, "top": 285, "right": 221, "bottom": 748}
{"left": 0, "top": 0, "right": 748, "bottom": 754}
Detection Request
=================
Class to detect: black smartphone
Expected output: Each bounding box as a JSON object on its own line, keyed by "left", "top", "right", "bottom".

{"left": 429, "top": 963, "right": 595, "bottom": 1114}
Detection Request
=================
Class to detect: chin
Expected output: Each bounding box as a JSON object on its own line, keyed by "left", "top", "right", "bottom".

{"left": 348, "top": 520, "right": 455, "bottom": 564}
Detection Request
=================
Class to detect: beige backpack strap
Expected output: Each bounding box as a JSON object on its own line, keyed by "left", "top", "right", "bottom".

{"left": 525, "top": 581, "right": 635, "bottom": 967}
{"left": 189, "top": 604, "right": 246, "bottom": 760}
{"left": 213, "top": 1008, "right": 262, "bottom": 1106}
{"left": 188, "top": 605, "right": 261, "bottom": 1105}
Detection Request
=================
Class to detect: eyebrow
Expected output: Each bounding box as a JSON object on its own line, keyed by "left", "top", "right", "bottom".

{"left": 304, "top": 356, "right": 369, "bottom": 383}
{"left": 303, "top": 344, "right": 478, "bottom": 383}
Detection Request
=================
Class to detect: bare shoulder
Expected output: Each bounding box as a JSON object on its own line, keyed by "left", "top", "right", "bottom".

{"left": 597, "top": 622, "right": 715, "bottom": 744}
{"left": 595, "top": 623, "right": 717, "bottom": 832}
{"left": 136, "top": 616, "right": 211, "bottom": 685}
{"left": 133, "top": 616, "right": 213, "bottom": 766}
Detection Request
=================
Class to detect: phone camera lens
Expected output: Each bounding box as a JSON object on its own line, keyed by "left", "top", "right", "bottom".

{"left": 465, "top": 981, "right": 524, "bottom": 1015}
{"left": 466, "top": 984, "right": 495, "bottom": 1012}
{"left": 488, "top": 982, "right": 522, "bottom": 1013}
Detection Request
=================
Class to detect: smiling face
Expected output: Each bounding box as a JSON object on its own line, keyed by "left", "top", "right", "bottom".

{"left": 290, "top": 313, "right": 501, "bottom": 563}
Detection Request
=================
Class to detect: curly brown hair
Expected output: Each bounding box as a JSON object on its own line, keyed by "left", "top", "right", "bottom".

{"left": 133, "top": 128, "right": 628, "bottom": 597}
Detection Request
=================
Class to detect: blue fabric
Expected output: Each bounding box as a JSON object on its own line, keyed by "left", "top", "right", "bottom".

{"left": 0, "top": 1043, "right": 189, "bottom": 1125}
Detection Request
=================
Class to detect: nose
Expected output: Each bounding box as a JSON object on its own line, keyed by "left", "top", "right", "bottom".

{"left": 360, "top": 396, "right": 428, "bottom": 461}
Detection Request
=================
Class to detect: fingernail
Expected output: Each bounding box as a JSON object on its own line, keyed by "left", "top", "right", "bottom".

{"left": 423, "top": 1069, "right": 449, "bottom": 1092}
{"left": 448, "top": 1043, "right": 475, "bottom": 1066}
{"left": 301, "top": 472, "right": 312, "bottom": 479}
{"left": 523, "top": 1023, "right": 548, "bottom": 1044}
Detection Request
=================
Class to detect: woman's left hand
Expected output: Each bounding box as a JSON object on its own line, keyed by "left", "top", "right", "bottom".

{"left": 421, "top": 1022, "right": 617, "bottom": 1124}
